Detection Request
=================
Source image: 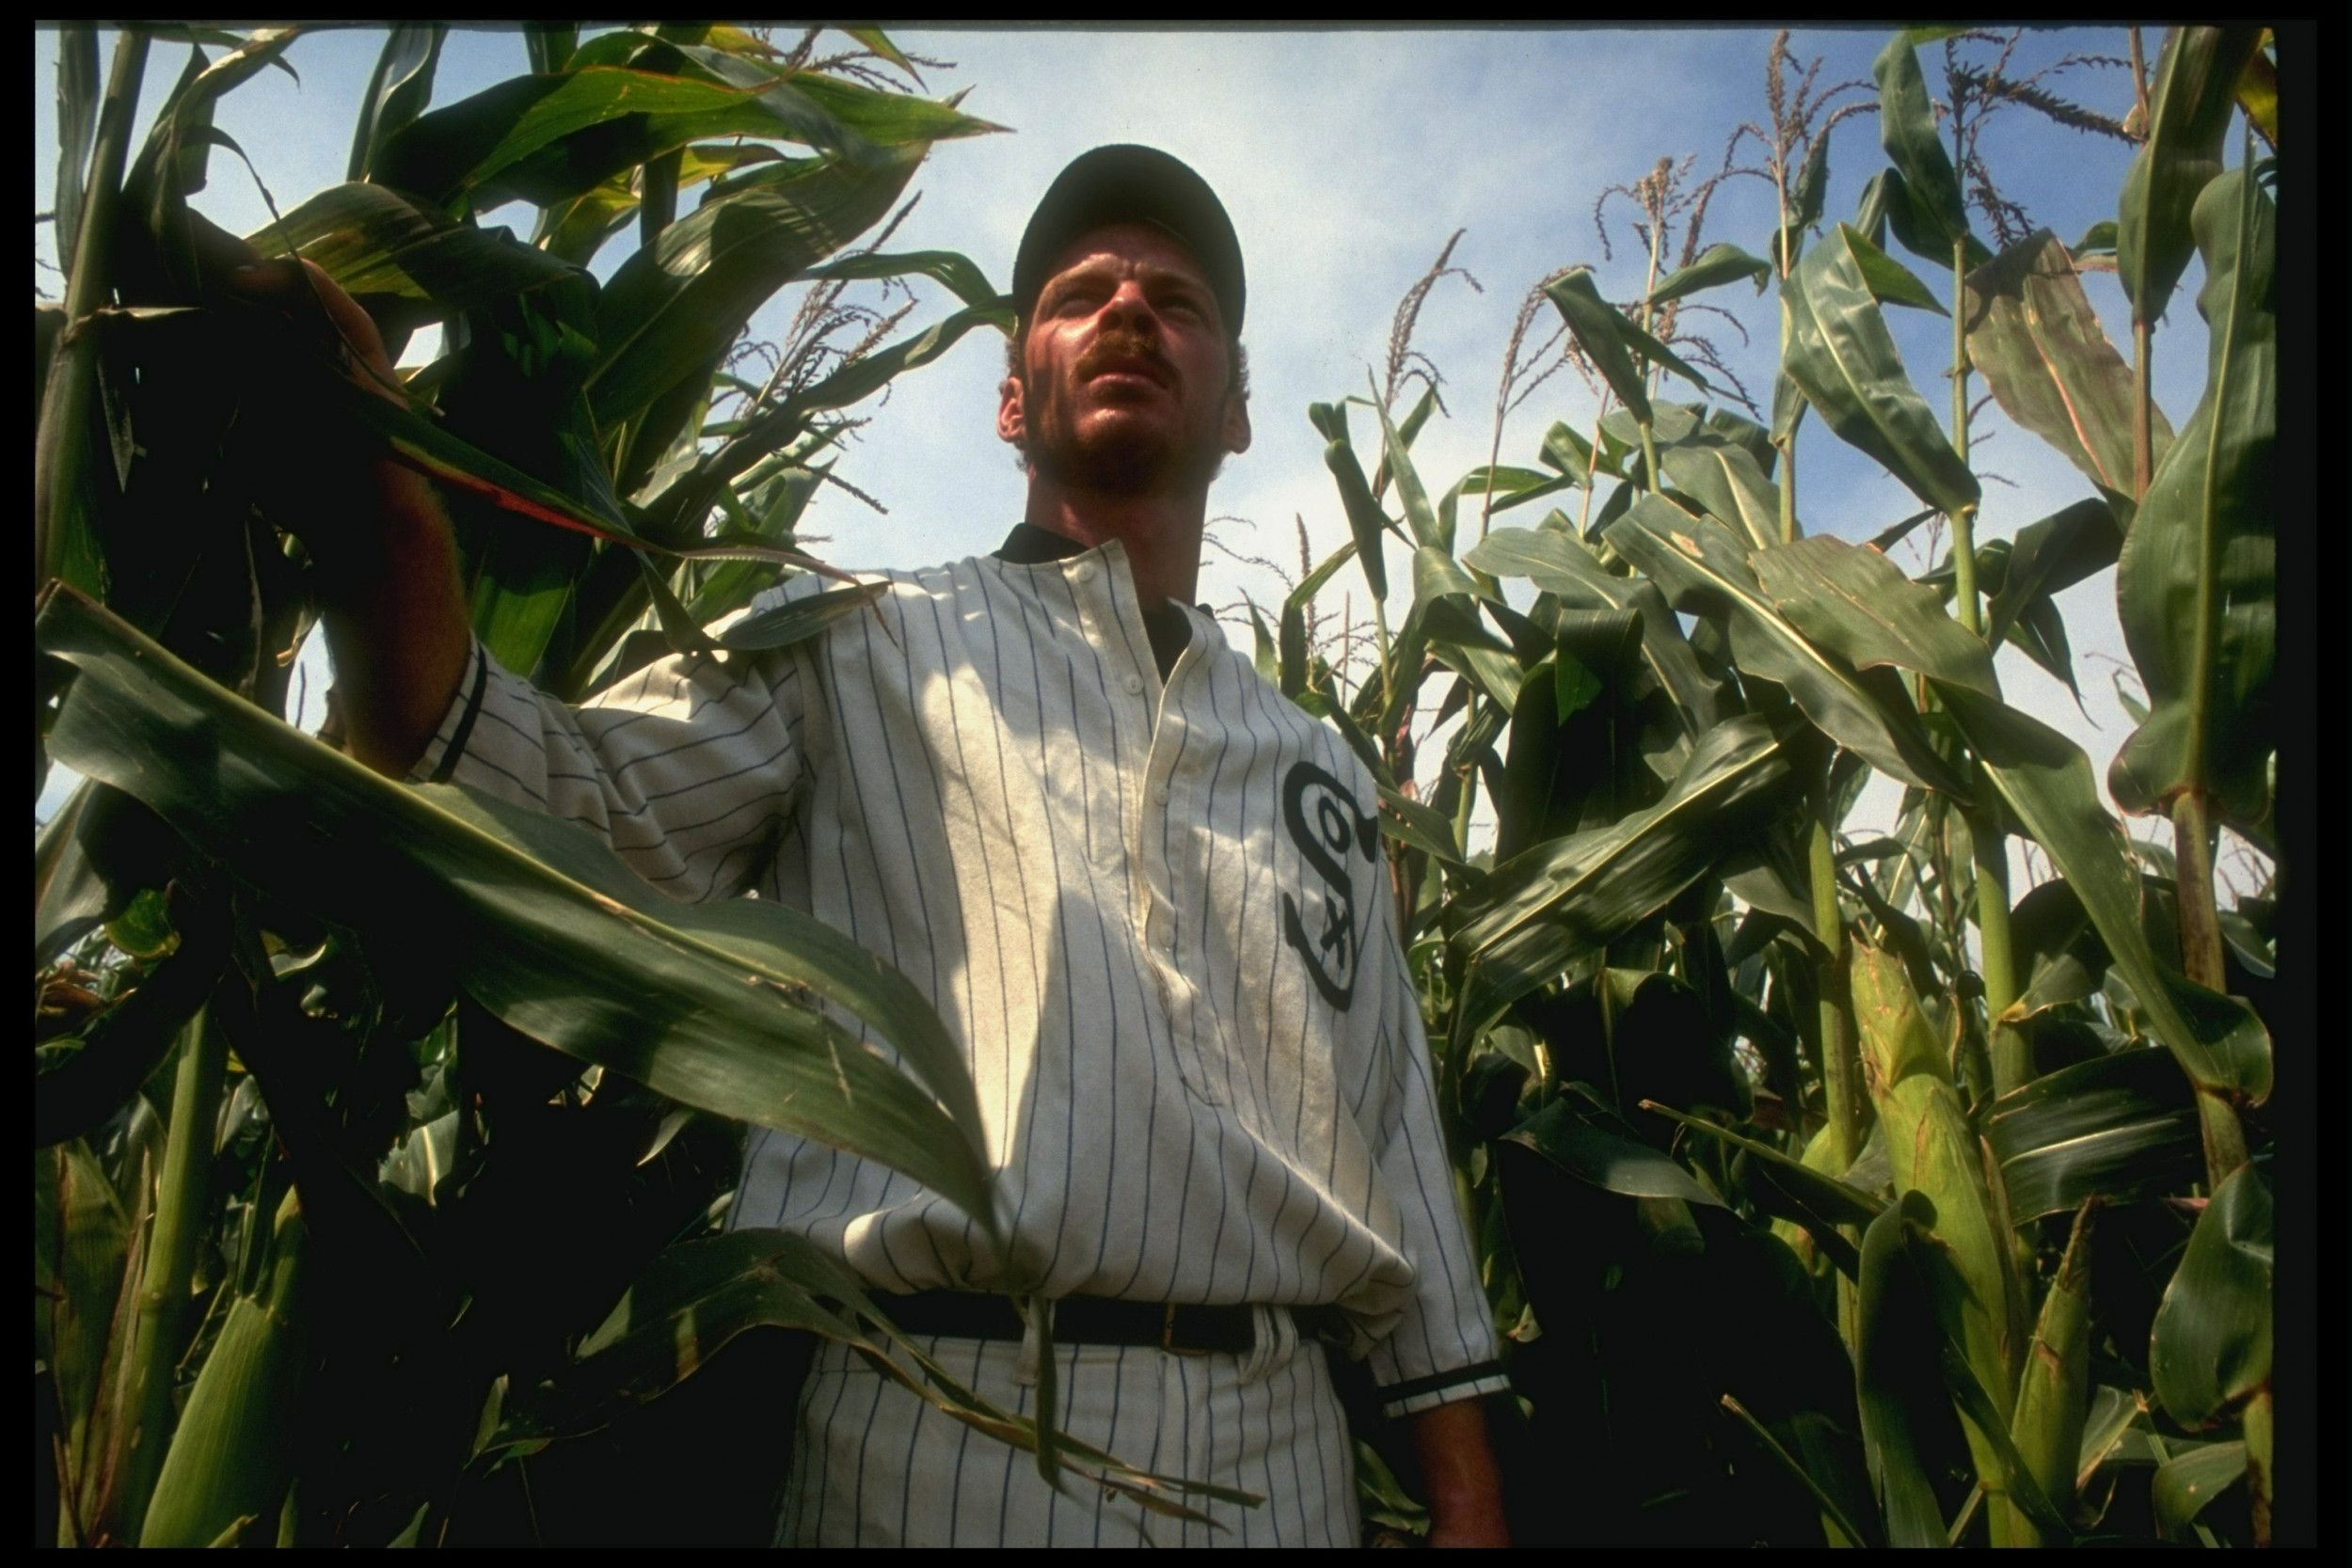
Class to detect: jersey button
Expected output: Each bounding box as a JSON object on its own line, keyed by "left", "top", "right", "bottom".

{"left": 1152, "top": 781, "right": 1170, "bottom": 804}
{"left": 1123, "top": 673, "right": 1144, "bottom": 695}
{"left": 1071, "top": 561, "right": 1096, "bottom": 585}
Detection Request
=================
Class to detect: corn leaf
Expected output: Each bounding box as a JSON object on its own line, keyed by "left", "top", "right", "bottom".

{"left": 588, "top": 145, "right": 923, "bottom": 431}
{"left": 2009, "top": 1203, "right": 2094, "bottom": 1545}
{"left": 1606, "top": 497, "right": 1972, "bottom": 798}
{"left": 1646, "top": 241, "right": 1771, "bottom": 307}
{"left": 1660, "top": 441, "right": 1781, "bottom": 553}
{"left": 2117, "top": 26, "right": 2265, "bottom": 326}
{"left": 1502, "top": 1098, "right": 1727, "bottom": 1208}
{"left": 35, "top": 586, "right": 1000, "bottom": 1246}
{"left": 1749, "top": 532, "right": 1999, "bottom": 698}
{"left": 1782, "top": 226, "right": 1980, "bottom": 520}
{"left": 1982, "top": 1049, "right": 2201, "bottom": 1221}
{"left": 246, "top": 182, "right": 580, "bottom": 314}
{"left": 1450, "top": 714, "right": 1792, "bottom": 1024}
{"left": 1931, "top": 688, "right": 2271, "bottom": 1104}
{"left": 1963, "top": 230, "right": 2169, "bottom": 503}
{"left": 139, "top": 1192, "right": 305, "bottom": 1546}
{"left": 2110, "top": 167, "right": 2276, "bottom": 828}
{"left": 1871, "top": 35, "right": 1973, "bottom": 260}
{"left": 1855, "top": 1194, "right": 1958, "bottom": 1548}
{"left": 347, "top": 24, "right": 446, "bottom": 182}
{"left": 2149, "top": 1163, "right": 2271, "bottom": 1429}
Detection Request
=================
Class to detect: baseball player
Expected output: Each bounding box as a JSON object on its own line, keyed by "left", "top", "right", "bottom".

{"left": 250, "top": 145, "right": 1509, "bottom": 1546}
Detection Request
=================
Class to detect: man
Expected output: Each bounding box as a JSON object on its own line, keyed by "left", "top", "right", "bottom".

{"left": 258, "top": 145, "right": 1508, "bottom": 1547}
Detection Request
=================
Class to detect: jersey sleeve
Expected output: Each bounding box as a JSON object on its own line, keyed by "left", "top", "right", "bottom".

{"left": 1357, "top": 879, "right": 1515, "bottom": 1418}
{"left": 406, "top": 610, "right": 809, "bottom": 906}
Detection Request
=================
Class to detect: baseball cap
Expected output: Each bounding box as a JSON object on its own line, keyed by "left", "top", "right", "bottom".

{"left": 1011, "top": 145, "right": 1247, "bottom": 334}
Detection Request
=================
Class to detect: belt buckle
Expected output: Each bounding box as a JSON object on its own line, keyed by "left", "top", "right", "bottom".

{"left": 1161, "top": 1303, "right": 1211, "bottom": 1356}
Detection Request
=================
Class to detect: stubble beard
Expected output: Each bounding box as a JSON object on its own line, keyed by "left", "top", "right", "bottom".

{"left": 1022, "top": 333, "right": 1228, "bottom": 497}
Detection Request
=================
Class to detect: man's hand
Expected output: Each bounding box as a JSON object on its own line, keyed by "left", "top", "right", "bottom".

{"left": 1406, "top": 1397, "right": 1509, "bottom": 1546}
{"left": 211, "top": 257, "right": 472, "bottom": 779}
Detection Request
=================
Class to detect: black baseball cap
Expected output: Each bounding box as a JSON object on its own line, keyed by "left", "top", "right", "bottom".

{"left": 1011, "top": 145, "right": 1247, "bottom": 334}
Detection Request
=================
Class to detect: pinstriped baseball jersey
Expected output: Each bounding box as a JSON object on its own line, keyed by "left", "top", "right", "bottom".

{"left": 410, "top": 528, "right": 1508, "bottom": 1418}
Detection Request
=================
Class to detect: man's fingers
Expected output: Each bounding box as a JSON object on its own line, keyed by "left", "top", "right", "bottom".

{"left": 215, "top": 257, "right": 404, "bottom": 403}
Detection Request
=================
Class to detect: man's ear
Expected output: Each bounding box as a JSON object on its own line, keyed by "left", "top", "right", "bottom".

{"left": 996, "top": 372, "right": 1026, "bottom": 448}
{"left": 1222, "top": 388, "right": 1252, "bottom": 456}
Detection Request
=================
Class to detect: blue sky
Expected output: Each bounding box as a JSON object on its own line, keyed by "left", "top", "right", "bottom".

{"left": 37, "top": 24, "right": 2226, "bottom": 866}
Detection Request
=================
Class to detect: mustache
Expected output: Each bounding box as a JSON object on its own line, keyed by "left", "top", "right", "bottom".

{"left": 1074, "top": 332, "right": 1175, "bottom": 387}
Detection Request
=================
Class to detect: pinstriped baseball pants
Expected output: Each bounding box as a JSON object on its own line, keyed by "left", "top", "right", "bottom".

{"left": 776, "top": 1307, "right": 1360, "bottom": 1547}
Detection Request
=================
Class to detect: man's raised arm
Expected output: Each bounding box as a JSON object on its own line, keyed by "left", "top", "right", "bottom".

{"left": 219, "top": 259, "right": 471, "bottom": 779}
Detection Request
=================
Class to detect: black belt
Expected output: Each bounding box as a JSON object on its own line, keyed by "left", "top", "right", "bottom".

{"left": 877, "top": 1291, "right": 1346, "bottom": 1357}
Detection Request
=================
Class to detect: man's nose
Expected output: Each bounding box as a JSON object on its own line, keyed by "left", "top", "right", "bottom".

{"left": 1099, "top": 281, "right": 1160, "bottom": 334}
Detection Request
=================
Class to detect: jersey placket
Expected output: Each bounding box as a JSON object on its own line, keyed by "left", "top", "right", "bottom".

{"left": 1067, "top": 549, "right": 1224, "bottom": 1105}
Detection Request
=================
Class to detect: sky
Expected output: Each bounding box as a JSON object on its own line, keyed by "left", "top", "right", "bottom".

{"left": 36, "top": 24, "right": 2236, "bottom": 881}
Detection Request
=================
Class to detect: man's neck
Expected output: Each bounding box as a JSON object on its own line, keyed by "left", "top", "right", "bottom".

{"left": 1020, "top": 480, "right": 1203, "bottom": 609}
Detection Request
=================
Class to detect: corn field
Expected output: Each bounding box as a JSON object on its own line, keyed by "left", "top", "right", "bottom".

{"left": 35, "top": 24, "right": 2284, "bottom": 1547}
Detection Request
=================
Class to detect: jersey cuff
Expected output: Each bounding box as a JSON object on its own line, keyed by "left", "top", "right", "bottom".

{"left": 407, "top": 640, "right": 488, "bottom": 785}
{"left": 1375, "top": 1359, "right": 1512, "bottom": 1418}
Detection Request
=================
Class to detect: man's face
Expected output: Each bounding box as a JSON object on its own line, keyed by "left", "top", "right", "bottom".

{"left": 998, "top": 221, "right": 1251, "bottom": 495}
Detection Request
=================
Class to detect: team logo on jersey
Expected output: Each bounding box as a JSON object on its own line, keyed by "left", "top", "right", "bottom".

{"left": 1280, "top": 761, "right": 1380, "bottom": 1010}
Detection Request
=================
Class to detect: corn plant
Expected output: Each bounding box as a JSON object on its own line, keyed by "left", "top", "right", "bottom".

{"left": 35, "top": 23, "right": 1242, "bottom": 1544}
{"left": 1275, "top": 25, "right": 2276, "bottom": 1548}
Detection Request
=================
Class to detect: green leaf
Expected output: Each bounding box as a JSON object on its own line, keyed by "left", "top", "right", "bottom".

{"left": 2149, "top": 1163, "right": 2270, "bottom": 1428}
{"left": 250, "top": 179, "right": 583, "bottom": 316}
{"left": 1751, "top": 532, "right": 1999, "bottom": 697}
{"left": 1646, "top": 242, "right": 1771, "bottom": 307}
{"left": 139, "top": 1191, "right": 305, "bottom": 1546}
{"left": 375, "top": 64, "right": 997, "bottom": 214}
{"left": 1771, "top": 131, "right": 1833, "bottom": 273}
{"left": 1375, "top": 394, "right": 1444, "bottom": 551}
{"left": 1538, "top": 420, "right": 1595, "bottom": 486}
{"left": 1963, "top": 230, "right": 2168, "bottom": 500}
{"left": 1606, "top": 498, "right": 1973, "bottom": 798}
{"left": 1545, "top": 270, "right": 1653, "bottom": 425}
{"left": 1855, "top": 1194, "right": 1957, "bottom": 1548}
{"left": 1465, "top": 523, "right": 1735, "bottom": 751}
{"left": 37, "top": 933, "right": 225, "bottom": 1152}
{"left": 1931, "top": 683, "right": 2271, "bottom": 1101}
{"left": 2117, "top": 26, "right": 2265, "bottom": 327}
{"left": 35, "top": 587, "right": 1001, "bottom": 1249}
{"left": 1501, "top": 1099, "right": 1725, "bottom": 1207}
{"left": 1409, "top": 544, "right": 1480, "bottom": 612}
{"left": 2151, "top": 1440, "right": 2248, "bottom": 1540}
{"left": 1375, "top": 783, "right": 1462, "bottom": 868}
{"left": 2010, "top": 1206, "right": 2095, "bottom": 1544}
{"left": 52, "top": 24, "right": 100, "bottom": 277}
{"left": 1783, "top": 226, "right": 1980, "bottom": 519}
{"left": 1659, "top": 442, "right": 1781, "bottom": 553}
{"left": 801, "top": 246, "right": 1005, "bottom": 311}
{"left": 1982, "top": 499, "right": 2123, "bottom": 656}
{"left": 1872, "top": 34, "right": 1973, "bottom": 258}
{"left": 1449, "top": 715, "right": 1792, "bottom": 1023}
{"left": 347, "top": 24, "right": 446, "bottom": 182}
{"left": 1853, "top": 167, "right": 1994, "bottom": 276}
{"left": 1839, "top": 224, "right": 1949, "bottom": 315}
{"left": 716, "top": 580, "right": 888, "bottom": 651}
{"left": 1318, "top": 423, "right": 1392, "bottom": 601}
{"left": 1643, "top": 1101, "right": 1884, "bottom": 1227}
{"left": 588, "top": 145, "right": 924, "bottom": 431}
{"left": 2111, "top": 168, "right": 2276, "bottom": 828}
{"left": 1982, "top": 1049, "right": 2201, "bottom": 1221}
{"left": 1851, "top": 944, "right": 2026, "bottom": 1449}
{"left": 522, "top": 22, "right": 576, "bottom": 75}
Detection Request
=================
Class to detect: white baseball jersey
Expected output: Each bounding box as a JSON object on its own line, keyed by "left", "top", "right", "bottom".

{"left": 410, "top": 527, "right": 1508, "bottom": 1525}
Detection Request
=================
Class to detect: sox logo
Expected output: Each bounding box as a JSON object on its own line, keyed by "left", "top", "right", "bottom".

{"left": 1279, "top": 760, "right": 1380, "bottom": 1011}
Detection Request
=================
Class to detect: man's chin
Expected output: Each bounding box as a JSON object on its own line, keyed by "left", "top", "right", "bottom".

{"left": 1036, "top": 434, "right": 1221, "bottom": 497}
